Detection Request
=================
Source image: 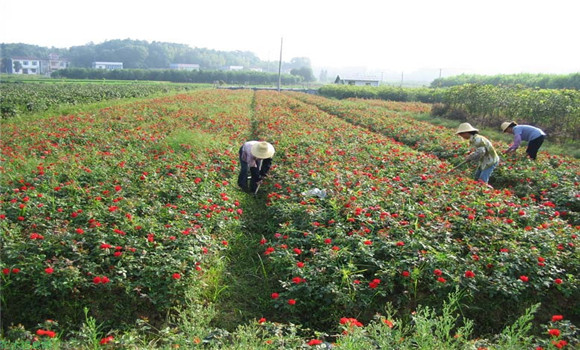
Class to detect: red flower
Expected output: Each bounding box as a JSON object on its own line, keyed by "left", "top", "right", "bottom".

{"left": 45, "top": 267, "right": 54, "bottom": 274}
{"left": 293, "top": 248, "right": 302, "bottom": 255}
{"left": 368, "top": 279, "right": 381, "bottom": 288}
{"left": 36, "top": 329, "right": 56, "bottom": 338}
{"left": 548, "top": 328, "right": 560, "bottom": 337}
{"left": 401, "top": 270, "right": 410, "bottom": 277}
{"left": 433, "top": 269, "right": 442, "bottom": 276}
{"left": 396, "top": 241, "right": 405, "bottom": 246}
{"left": 464, "top": 270, "right": 475, "bottom": 278}
{"left": 258, "top": 317, "right": 266, "bottom": 324}
{"left": 519, "top": 275, "right": 529, "bottom": 282}
{"left": 437, "top": 277, "right": 446, "bottom": 283}
{"left": 172, "top": 273, "right": 181, "bottom": 280}
{"left": 554, "top": 278, "right": 563, "bottom": 284}
{"left": 307, "top": 339, "right": 323, "bottom": 346}
{"left": 100, "top": 336, "right": 114, "bottom": 345}
{"left": 288, "top": 299, "right": 296, "bottom": 305}
{"left": 93, "top": 276, "right": 102, "bottom": 284}
{"left": 296, "top": 262, "right": 305, "bottom": 268}
{"left": 552, "top": 315, "right": 564, "bottom": 322}
{"left": 2, "top": 268, "right": 9, "bottom": 275}
{"left": 271, "top": 292, "right": 279, "bottom": 299}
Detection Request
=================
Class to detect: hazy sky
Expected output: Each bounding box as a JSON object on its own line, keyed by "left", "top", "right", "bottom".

{"left": 1, "top": 0, "right": 579, "bottom": 76}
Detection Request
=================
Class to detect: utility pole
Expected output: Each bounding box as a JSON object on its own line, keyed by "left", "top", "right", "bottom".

{"left": 400, "top": 71, "right": 404, "bottom": 87}
{"left": 277, "top": 37, "right": 283, "bottom": 93}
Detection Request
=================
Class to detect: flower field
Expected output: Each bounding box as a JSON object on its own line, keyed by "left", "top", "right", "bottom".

{"left": 1, "top": 89, "right": 578, "bottom": 348}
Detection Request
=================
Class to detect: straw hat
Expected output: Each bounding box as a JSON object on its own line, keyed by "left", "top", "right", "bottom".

{"left": 501, "top": 121, "right": 517, "bottom": 132}
{"left": 251, "top": 141, "right": 275, "bottom": 159}
{"left": 456, "top": 123, "right": 479, "bottom": 134}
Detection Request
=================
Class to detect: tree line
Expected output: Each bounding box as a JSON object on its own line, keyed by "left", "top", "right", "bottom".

{"left": 0, "top": 39, "right": 315, "bottom": 81}
{"left": 51, "top": 68, "right": 302, "bottom": 85}
{"left": 431, "top": 72, "right": 580, "bottom": 90}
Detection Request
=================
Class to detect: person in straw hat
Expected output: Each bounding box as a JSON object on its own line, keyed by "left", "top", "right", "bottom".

{"left": 238, "top": 141, "right": 275, "bottom": 193}
{"left": 500, "top": 121, "right": 546, "bottom": 160}
{"left": 456, "top": 122, "right": 500, "bottom": 184}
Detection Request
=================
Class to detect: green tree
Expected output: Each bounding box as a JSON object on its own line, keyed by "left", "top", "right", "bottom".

{"left": 12, "top": 60, "right": 22, "bottom": 73}
{"left": 290, "top": 67, "right": 315, "bottom": 82}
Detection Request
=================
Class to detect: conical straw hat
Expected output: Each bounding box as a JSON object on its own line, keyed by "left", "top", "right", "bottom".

{"left": 501, "top": 121, "right": 517, "bottom": 132}
{"left": 251, "top": 142, "right": 275, "bottom": 158}
{"left": 456, "top": 123, "right": 479, "bottom": 134}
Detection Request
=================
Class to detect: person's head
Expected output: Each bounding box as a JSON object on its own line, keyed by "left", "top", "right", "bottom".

{"left": 456, "top": 123, "right": 479, "bottom": 140}
{"left": 251, "top": 141, "right": 275, "bottom": 159}
{"left": 501, "top": 121, "right": 517, "bottom": 134}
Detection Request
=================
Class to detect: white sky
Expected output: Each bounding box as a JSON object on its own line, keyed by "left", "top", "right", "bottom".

{"left": 1, "top": 0, "right": 579, "bottom": 76}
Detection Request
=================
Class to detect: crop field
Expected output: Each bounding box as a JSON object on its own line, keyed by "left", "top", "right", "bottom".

{"left": 1, "top": 88, "right": 579, "bottom": 349}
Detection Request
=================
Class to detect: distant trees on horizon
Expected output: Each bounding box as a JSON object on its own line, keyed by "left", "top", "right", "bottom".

{"left": 0, "top": 39, "right": 316, "bottom": 81}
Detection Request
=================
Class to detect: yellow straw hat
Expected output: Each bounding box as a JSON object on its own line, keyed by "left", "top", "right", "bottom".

{"left": 501, "top": 121, "right": 517, "bottom": 132}
{"left": 456, "top": 123, "right": 479, "bottom": 134}
{"left": 251, "top": 141, "right": 275, "bottom": 159}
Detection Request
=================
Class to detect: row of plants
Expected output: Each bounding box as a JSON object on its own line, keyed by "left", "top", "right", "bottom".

{"left": 288, "top": 92, "right": 580, "bottom": 224}
{"left": 318, "top": 84, "right": 580, "bottom": 142}
{"left": 248, "top": 90, "right": 579, "bottom": 345}
{"left": 52, "top": 68, "right": 303, "bottom": 85}
{"left": 441, "top": 84, "right": 580, "bottom": 141}
{"left": 0, "top": 81, "right": 200, "bottom": 118}
{"left": 318, "top": 84, "right": 444, "bottom": 103}
{"left": 430, "top": 72, "right": 580, "bottom": 90}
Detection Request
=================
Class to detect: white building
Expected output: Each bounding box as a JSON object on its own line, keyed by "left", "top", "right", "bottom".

{"left": 222, "top": 65, "right": 244, "bottom": 71}
{"left": 10, "top": 57, "right": 41, "bottom": 75}
{"left": 170, "top": 63, "right": 200, "bottom": 71}
{"left": 335, "top": 75, "right": 380, "bottom": 87}
{"left": 92, "top": 61, "right": 123, "bottom": 70}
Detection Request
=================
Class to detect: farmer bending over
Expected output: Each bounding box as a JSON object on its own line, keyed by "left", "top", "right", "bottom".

{"left": 501, "top": 121, "right": 546, "bottom": 160}
{"left": 456, "top": 123, "right": 499, "bottom": 184}
{"left": 238, "top": 141, "right": 275, "bottom": 193}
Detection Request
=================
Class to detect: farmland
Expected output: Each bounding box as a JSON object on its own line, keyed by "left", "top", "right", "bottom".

{"left": 1, "top": 86, "right": 579, "bottom": 349}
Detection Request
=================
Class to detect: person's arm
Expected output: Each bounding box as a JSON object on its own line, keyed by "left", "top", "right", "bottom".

{"left": 259, "top": 158, "right": 272, "bottom": 177}
{"left": 467, "top": 147, "right": 485, "bottom": 161}
{"left": 507, "top": 134, "right": 522, "bottom": 152}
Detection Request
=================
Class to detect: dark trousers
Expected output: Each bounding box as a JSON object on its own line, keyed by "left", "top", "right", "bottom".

{"left": 526, "top": 135, "right": 545, "bottom": 160}
{"left": 238, "top": 148, "right": 263, "bottom": 192}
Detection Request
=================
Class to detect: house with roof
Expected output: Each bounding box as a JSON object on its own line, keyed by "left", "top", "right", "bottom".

{"left": 10, "top": 57, "right": 41, "bottom": 75}
{"left": 335, "top": 75, "right": 380, "bottom": 86}
{"left": 8, "top": 54, "right": 70, "bottom": 75}
{"left": 41, "top": 54, "right": 70, "bottom": 75}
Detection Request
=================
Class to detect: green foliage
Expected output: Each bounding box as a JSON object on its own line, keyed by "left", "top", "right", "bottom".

{"left": 319, "top": 84, "right": 445, "bottom": 103}
{"left": 51, "top": 68, "right": 302, "bottom": 85}
{"left": 0, "top": 81, "right": 198, "bottom": 118}
{"left": 431, "top": 72, "right": 580, "bottom": 90}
